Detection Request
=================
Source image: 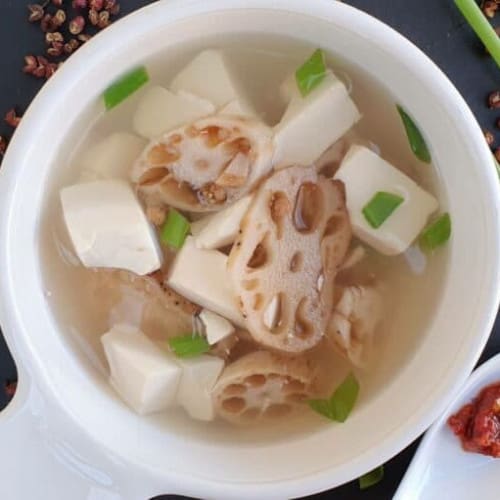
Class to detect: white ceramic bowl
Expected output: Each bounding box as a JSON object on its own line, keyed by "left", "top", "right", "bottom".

{"left": 0, "top": 1, "right": 499, "bottom": 499}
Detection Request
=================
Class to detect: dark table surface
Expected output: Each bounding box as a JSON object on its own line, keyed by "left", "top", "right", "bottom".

{"left": 0, "top": 1, "right": 498, "bottom": 499}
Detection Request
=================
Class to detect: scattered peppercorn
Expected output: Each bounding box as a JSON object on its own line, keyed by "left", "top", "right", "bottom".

{"left": 23, "top": 54, "right": 38, "bottom": 74}
{"left": 88, "top": 8, "right": 99, "bottom": 25}
{"left": 0, "top": 137, "right": 8, "bottom": 157}
{"left": 4, "top": 381, "right": 17, "bottom": 400}
{"left": 105, "top": 0, "right": 120, "bottom": 15}
{"left": 47, "top": 41, "right": 64, "bottom": 57}
{"left": 97, "top": 10, "right": 110, "bottom": 28}
{"left": 72, "top": 0, "right": 87, "bottom": 7}
{"left": 28, "top": 3, "right": 45, "bottom": 22}
{"left": 482, "top": 0, "right": 498, "bottom": 18}
{"left": 63, "top": 38, "right": 80, "bottom": 54}
{"left": 488, "top": 90, "right": 500, "bottom": 108}
{"left": 77, "top": 33, "right": 92, "bottom": 43}
{"left": 485, "top": 129, "right": 495, "bottom": 146}
{"left": 89, "top": 0, "right": 104, "bottom": 11}
{"left": 45, "top": 31, "right": 64, "bottom": 45}
{"left": 40, "top": 13, "right": 56, "bottom": 32}
{"left": 53, "top": 8, "right": 67, "bottom": 26}
{"left": 52, "top": 0, "right": 63, "bottom": 6}
{"left": 4, "top": 109, "right": 22, "bottom": 128}
{"left": 69, "top": 15, "right": 85, "bottom": 34}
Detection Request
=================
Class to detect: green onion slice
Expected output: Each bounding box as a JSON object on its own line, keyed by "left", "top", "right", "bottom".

{"left": 454, "top": 0, "right": 500, "bottom": 69}
{"left": 295, "top": 49, "right": 327, "bottom": 97}
{"left": 419, "top": 213, "right": 451, "bottom": 251}
{"left": 359, "top": 465, "right": 385, "bottom": 490}
{"left": 161, "top": 209, "right": 190, "bottom": 249}
{"left": 397, "top": 106, "right": 431, "bottom": 163}
{"left": 103, "top": 66, "right": 149, "bottom": 110}
{"left": 168, "top": 334, "right": 210, "bottom": 358}
{"left": 362, "top": 192, "right": 404, "bottom": 229}
{"left": 308, "top": 373, "right": 360, "bottom": 423}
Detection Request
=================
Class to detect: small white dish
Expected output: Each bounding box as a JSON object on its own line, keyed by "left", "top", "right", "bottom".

{"left": 395, "top": 352, "right": 500, "bottom": 500}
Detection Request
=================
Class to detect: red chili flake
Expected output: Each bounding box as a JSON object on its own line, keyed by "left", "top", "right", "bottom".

{"left": 5, "top": 109, "right": 22, "bottom": 128}
{"left": 4, "top": 381, "right": 17, "bottom": 399}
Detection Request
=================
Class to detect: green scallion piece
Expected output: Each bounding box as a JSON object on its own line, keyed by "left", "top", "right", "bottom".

{"left": 397, "top": 106, "right": 431, "bottom": 163}
{"left": 308, "top": 373, "right": 360, "bottom": 423}
{"left": 295, "top": 49, "right": 327, "bottom": 97}
{"left": 104, "top": 66, "right": 149, "bottom": 110}
{"left": 359, "top": 465, "right": 385, "bottom": 490}
{"left": 168, "top": 334, "right": 210, "bottom": 358}
{"left": 419, "top": 213, "right": 451, "bottom": 251}
{"left": 161, "top": 209, "right": 190, "bottom": 249}
{"left": 454, "top": 0, "right": 500, "bottom": 69}
{"left": 362, "top": 192, "right": 404, "bottom": 229}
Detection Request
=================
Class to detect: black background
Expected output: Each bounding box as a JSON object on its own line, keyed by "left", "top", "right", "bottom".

{"left": 0, "top": 1, "right": 499, "bottom": 499}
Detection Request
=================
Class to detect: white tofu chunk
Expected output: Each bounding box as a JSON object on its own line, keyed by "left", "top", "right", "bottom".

{"left": 273, "top": 70, "right": 361, "bottom": 169}
{"left": 170, "top": 50, "right": 249, "bottom": 108}
{"left": 60, "top": 180, "right": 162, "bottom": 275}
{"left": 167, "top": 236, "right": 244, "bottom": 327}
{"left": 334, "top": 145, "right": 439, "bottom": 255}
{"left": 191, "top": 195, "right": 252, "bottom": 250}
{"left": 101, "top": 324, "right": 181, "bottom": 415}
{"left": 79, "top": 132, "right": 146, "bottom": 182}
{"left": 199, "top": 309, "right": 235, "bottom": 345}
{"left": 176, "top": 355, "right": 224, "bottom": 421}
{"left": 219, "top": 99, "right": 256, "bottom": 118}
{"left": 133, "top": 86, "right": 215, "bottom": 139}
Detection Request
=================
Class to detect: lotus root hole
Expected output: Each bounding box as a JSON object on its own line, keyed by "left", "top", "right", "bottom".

{"left": 147, "top": 144, "right": 180, "bottom": 165}
{"left": 200, "top": 125, "right": 227, "bottom": 148}
{"left": 269, "top": 191, "right": 290, "bottom": 239}
{"left": 226, "top": 137, "right": 252, "bottom": 155}
{"left": 293, "top": 182, "right": 324, "bottom": 233}
{"left": 253, "top": 293, "right": 264, "bottom": 311}
{"left": 244, "top": 374, "right": 267, "bottom": 387}
{"left": 223, "top": 384, "right": 246, "bottom": 396}
{"left": 265, "top": 404, "right": 292, "bottom": 418}
{"left": 323, "top": 214, "right": 346, "bottom": 238}
{"left": 263, "top": 293, "right": 286, "bottom": 332}
{"left": 289, "top": 252, "right": 304, "bottom": 273}
{"left": 161, "top": 178, "right": 199, "bottom": 204}
{"left": 222, "top": 397, "right": 246, "bottom": 413}
{"left": 247, "top": 233, "right": 271, "bottom": 269}
{"left": 294, "top": 298, "right": 314, "bottom": 338}
{"left": 138, "top": 167, "right": 169, "bottom": 186}
{"left": 242, "top": 408, "right": 260, "bottom": 419}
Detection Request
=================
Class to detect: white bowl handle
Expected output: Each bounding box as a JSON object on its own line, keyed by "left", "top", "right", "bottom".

{"left": 0, "top": 372, "right": 167, "bottom": 500}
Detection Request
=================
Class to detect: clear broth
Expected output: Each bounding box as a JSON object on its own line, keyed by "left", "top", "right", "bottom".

{"left": 39, "top": 34, "right": 448, "bottom": 435}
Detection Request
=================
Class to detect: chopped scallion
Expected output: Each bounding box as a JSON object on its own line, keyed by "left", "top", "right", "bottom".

{"left": 454, "top": 0, "right": 500, "bottom": 69}
{"left": 308, "top": 373, "right": 360, "bottom": 422}
{"left": 295, "top": 49, "right": 327, "bottom": 97}
{"left": 419, "top": 213, "right": 451, "bottom": 251}
{"left": 397, "top": 106, "right": 431, "bottom": 163}
{"left": 168, "top": 334, "right": 210, "bottom": 358}
{"left": 362, "top": 192, "right": 404, "bottom": 229}
{"left": 103, "top": 66, "right": 149, "bottom": 110}
{"left": 359, "top": 465, "right": 385, "bottom": 490}
{"left": 161, "top": 209, "right": 190, "bottom": 249}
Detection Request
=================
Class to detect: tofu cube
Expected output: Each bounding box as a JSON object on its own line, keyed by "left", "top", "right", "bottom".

{"left": 101, "top": 324, "right": 181, "bottom": 415}
{"left": 176, "top": 355, "right": 224, "bottom": 421}
{"left": 60, "top": 180, "right": 162, "bottom": 275}
{"left": 133, "top": 86, "right": 215, "bottom": 139}
{"left": 273, "top": 70, "right": 360, "bottom": 169}
{"left": 170, "top": 50, "right": 251, "bottom": 109}
{"left": 190, "top": 195, "right": 252, "bottom": 250}
{"left": 199, "top": 309, "right": 235, "bottom": 345}
{"left": 79, "top": 132, "right": 146, "bottom": 182}
{"left": 167, "top": 236, "right": 244, "bottom": 327}
{"left": 334, "top": 145, "right": 439, "bottom": 255}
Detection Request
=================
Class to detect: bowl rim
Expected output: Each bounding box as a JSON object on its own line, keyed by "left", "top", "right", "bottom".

{"left": 0, "top": 0, "right": 499, "bottom": 498}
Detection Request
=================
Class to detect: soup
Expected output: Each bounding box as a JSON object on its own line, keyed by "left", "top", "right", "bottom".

{"left": 41, "top": 35, "right": 449, "bottom": 428}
